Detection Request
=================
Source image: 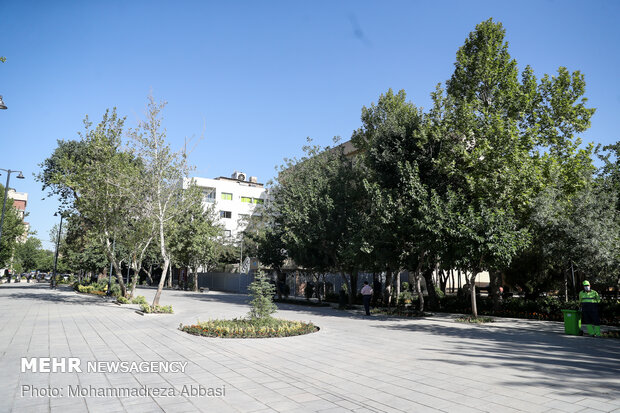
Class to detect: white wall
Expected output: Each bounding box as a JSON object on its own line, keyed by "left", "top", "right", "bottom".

{"left": 186, "top": 176, "right": 268, "bottom": 240}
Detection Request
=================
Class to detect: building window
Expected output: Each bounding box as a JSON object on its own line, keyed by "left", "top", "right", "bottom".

{"left": 252, "top": 198, "right": 264, "bottom": 204}
{"left": 220, "top": 211, "right": 232, "bottom": 219}
{"left": 221, "top": 192, "right": 233, "bottom": 201}
{"left": 202, "top": 188, "right": 216, "bottom": 203}
{"left": 241, "top": 196, "right": 252, "bottom": 203}
{"left": 224, "top": 230, "right": 231, "bottom": 237}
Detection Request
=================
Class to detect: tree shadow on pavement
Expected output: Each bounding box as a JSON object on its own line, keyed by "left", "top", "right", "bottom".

{"left": 181, "top": 290, "right": 396, "bottom": 322}
{"left": 0, "top": 284, "right": 115, "bottom": 306}
{"left": 372, "top": 321, "right": 620, "bottom": 398}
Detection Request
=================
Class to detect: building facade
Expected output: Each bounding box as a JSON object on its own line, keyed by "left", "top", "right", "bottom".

{"left": 7, "top": 189, "right": 28, "bottom": 242}
{"left": 186, "top": 171, "right": 268, "bottom": 240}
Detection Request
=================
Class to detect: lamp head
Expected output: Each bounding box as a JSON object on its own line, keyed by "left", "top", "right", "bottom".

{"left": 16, "top": 172, "right": 25, "bottom": 179}
{"left": 0, "top": 95, "right": 6, "bottom": 110}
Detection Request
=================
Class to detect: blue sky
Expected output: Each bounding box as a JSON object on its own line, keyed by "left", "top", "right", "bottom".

{"left": 1, "top": 0, "right": 619, "bottom": 249}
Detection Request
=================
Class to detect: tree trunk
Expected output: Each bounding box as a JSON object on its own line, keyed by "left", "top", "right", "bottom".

{"left": 129, "top": 257, "right": 140, "bottom": 298}
{"left": 140, "top": 265, "right": 154, "bottom": 285}
{"left": 348, "top": 270, "right": 359, "bottom": 305}
{"left": 275, "top": 269, "right": 283, "bottom": 299}
{"left": 450, "top": 269, "right": 455, "bottom": 294}
{"left": 384, "top": 269, "right": 393, "bottom": 307}
{"left": 489, "top": 270, "right": 500, "bottom": 311}
{"left": 152, "top": 258, "right": 169, "bottom": 307}
{"left": 111, "top": 261, "right": 127, "bottom": 297}
{"left": 395, "top": 271, "right": 401, "bottom": 297}
{"left": 192, "top": 266, "right": 198, "bottom": 292}
{"left": 563, "top": 267, "right": 569, "bottom": 303}
{"left": 104, "top": 236, "right": 127, "bottom": 297}
{"left": 470, "top": 272, "right": 478, "bottom": 317}
{"left": 415, "top": 271, "right": 424, "bottom": 312}
{"left": 166, "top": 263, "right": 173, "bottom": 288}
{"left": 422, "top": 267, "right": 438, "bottom": 310}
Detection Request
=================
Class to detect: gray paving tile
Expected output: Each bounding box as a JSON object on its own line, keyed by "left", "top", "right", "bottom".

{"left": 1, "top": 283, "right": 619, "bottom": 413}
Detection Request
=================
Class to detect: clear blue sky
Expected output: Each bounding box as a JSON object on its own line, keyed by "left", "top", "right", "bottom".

{"left": 1, "top": 0, "right": 619, "bottom": 250}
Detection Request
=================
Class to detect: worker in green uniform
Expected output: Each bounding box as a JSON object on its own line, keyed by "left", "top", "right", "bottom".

{"left": 579, "top": 280, "right": 601, "bottom": 337}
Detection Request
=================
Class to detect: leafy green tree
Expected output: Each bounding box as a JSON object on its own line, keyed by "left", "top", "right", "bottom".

{"left": 61, "top": 214, "right": 108, "bottom": 277}
{"left": 127, "top": 96, "right": 197, "bottom": 307}
{"left": 241, "top": 207, "right": 288, "bottom": 297}
{"left": 352, "top": 89, "right": 458, "bottom": 310}
{"left": 169, "top": 185, "right": 220, "bottom": 291}
{"left": 38, "top": 110, "right": 139, "bottom": 296}
{"left": 271, "top": 140, "right": 370, "bottom": 304}
{"left": 436, "top": 19, "right": 595, "bottom": 316}
{"left": 0, "top": 183, "right": 25, "bottom": 270}
{"left": 13, "top": 237, "right": 42, "bottom": 272}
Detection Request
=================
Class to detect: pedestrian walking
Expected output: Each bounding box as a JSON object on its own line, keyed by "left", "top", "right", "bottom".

{"left": 361, "top": 281, "right": 373, "bottom": 316}
{"left": 579, "top": 280, "right": 601, "bottom": 337}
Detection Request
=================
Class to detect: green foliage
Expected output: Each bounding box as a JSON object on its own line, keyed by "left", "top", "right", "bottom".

{"left": 75, "top": 279, "right": 121, "bottom": 297}
{"left": 13, "top": 237, "right": 44, "bottom": 272}
{"left": 36, "top": 109, "right": 137, "bottom": 297}
{"left": 179, "top": 318, "right": 317, "bottom": 338}
{"left": 168, "top": 185, "right": 219, "bottom": 290}
{"left": 437, "top": 295, "right": 620, "bottom": 326}
{"left": 140, "top": 304, "right": 173, "bottom": 314}
{"left": 397, "top": 289, "right": 415, "bottom": 306}
{"left": 434, "top": 286, "right": 445, "bottom": 299}
{"left": 0, "top": 184, "right": 26, "bottom": 267}
{"left": 131, "top": 295, "right": 147, "bottom": 305}
{"left": 117, "top": 296, "right": 130, "bottom": 304}
{"left": 455, "top": 316, "right": 495, "bottom": 324}
{"left": 270, "top": 139, "right": 370, "bottom": 304}
{"left": 76, "top": 284, "right": 105, "bottom": 296}
{"left": 247, "top": 272, "right": 277, "bottom": 319}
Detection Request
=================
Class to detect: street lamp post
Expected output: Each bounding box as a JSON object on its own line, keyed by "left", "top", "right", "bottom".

{"left": 51, "top": 212, "right": 64, "bottom": 289}
{"left": 0, "top": 169, "right": 25, "bottom": 266}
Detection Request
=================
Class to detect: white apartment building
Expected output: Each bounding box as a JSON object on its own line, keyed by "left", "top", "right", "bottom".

{"left": 186, "top": 171, "right": 268, "bottom": 239}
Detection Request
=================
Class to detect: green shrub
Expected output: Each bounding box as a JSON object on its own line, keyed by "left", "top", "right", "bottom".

{"left": 140, "top": 304, "right": 173, "bottom": 314}
{"left": 435, "top": 286, "right": 445, "bottom": 299}
{"left": 437, "top": 295, "right": 619, "bottom": 326}
{"left": 131, "top": 295, "right": 147, "bottom": 305}
{"left": 247, "top": 272, "right": 277, "bottom": 319}
{"left": 397, "top": 290, "right": 415, "bottom": 307}
{"left": 456, "top": 316, "right": 494, "bottom": 323}
{"left": 179, "top": 318, "right": 317, "bottom": 338}
{"left": 117, "top": 296, "right": 130, "bottom": 304}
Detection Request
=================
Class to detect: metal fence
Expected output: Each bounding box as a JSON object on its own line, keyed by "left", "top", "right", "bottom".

{"left": 197, "top": 272, "right": 255, "bottom": 294}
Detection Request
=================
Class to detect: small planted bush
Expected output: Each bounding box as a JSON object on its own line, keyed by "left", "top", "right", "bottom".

{"left": 140, "top": 304, "right": 173, "bottom": 314}
{"left": 247, "top": 271, "right": 277, "bottom": 320}
{"left": 455, "top": 316, "right": 495, "bottom": 324}
{"left": 131, "top": 295, "right": 147, "bottom": 305}
{"left": 117, "top": 296, "right": 130, "bottom": 304}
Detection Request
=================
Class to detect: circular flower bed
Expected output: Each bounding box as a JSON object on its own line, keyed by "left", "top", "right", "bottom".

{"left": 179, "top": 318, "right": 318, "bottom": 338}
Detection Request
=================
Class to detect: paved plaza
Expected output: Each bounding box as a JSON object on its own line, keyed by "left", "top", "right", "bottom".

{"left": 0, "top": 283, "right": 618, "bottom": 413}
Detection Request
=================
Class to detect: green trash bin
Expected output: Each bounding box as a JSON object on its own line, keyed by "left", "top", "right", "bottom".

{"left": 561, "top": 309, "right": 582, "bottom": 335}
